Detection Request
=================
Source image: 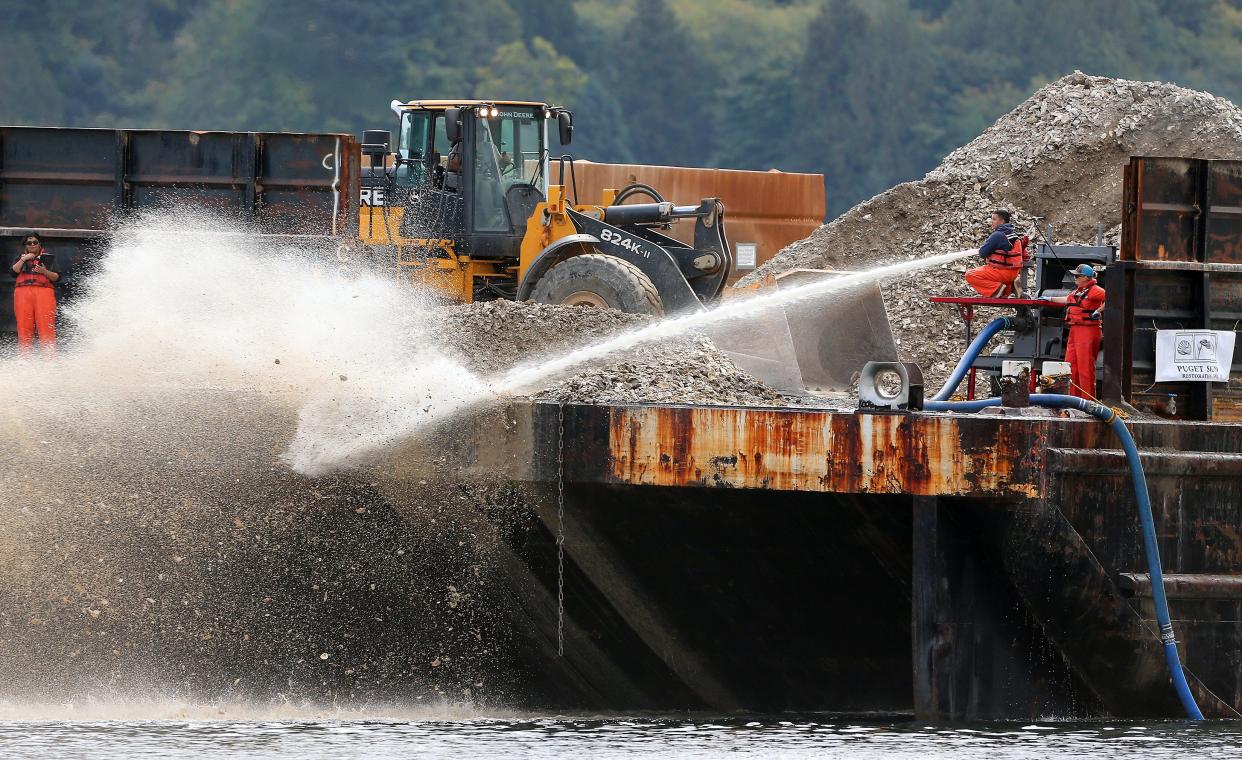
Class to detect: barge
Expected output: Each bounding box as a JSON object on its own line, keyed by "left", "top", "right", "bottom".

{"left": 379, "top": 157, "right": 1242, "bottom": 720}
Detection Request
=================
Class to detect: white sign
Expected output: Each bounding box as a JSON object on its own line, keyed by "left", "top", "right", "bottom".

{"left": 736, "top": 242, "right": 757, "bottom": 268}
{"left": 1155, "top": 330, "right": 1236, "bottom": 382}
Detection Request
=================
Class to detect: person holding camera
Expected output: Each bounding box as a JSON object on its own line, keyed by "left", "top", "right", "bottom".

{"left": 10, "top": 232, "right": 60, "bottom": 355}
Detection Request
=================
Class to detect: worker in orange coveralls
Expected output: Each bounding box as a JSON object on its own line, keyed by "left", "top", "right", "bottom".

{"left": 1049, "top": 264, "right": 1106, "bottom": 399}
{"left": 964, "top": 209, "right": 1026, "bottom": 297}
{"left": 9, "top": 232, "right": 60, "bottom": 355}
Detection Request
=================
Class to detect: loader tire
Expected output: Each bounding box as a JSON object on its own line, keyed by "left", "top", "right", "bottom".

{"left": 529, "top": 253, "right": 665, "bottom": 316}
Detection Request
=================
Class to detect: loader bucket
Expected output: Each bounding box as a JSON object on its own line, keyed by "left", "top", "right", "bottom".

{"left": 703, "top": 303, "right": 807, "bottom": 394}
{"left": 706, "top": 269, "right": 898, "bottom": 395}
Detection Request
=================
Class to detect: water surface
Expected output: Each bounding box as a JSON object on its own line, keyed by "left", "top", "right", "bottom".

{"left": 2, "top": 716, "right": 1239, "bottom": 759}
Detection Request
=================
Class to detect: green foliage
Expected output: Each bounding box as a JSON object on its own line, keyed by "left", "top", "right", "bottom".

{"left": 475, "top": 37, "right": 588, "bottom": 106}
{"left": 598, "top": 0, "right": 721, "bottom": 167}
{"left": 787, "top": 0, "right": 952, "bottom": 212}
{"left": 4, "top": 0, "right": 1242, "bottom": 217}
{"left": 0, "top": 32, "right": 71, "bottom": 125}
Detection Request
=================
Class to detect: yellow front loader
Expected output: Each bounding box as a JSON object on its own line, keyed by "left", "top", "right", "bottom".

{"left": 357, "top": 99, "right": 730, "bottom": 315}
{"left": 356, "top": 98, "right": 896, "bottom": 394}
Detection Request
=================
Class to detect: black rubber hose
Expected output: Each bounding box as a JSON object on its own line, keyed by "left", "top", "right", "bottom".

{"left": 613, "top": 183, "right": 666, "bottom": 205}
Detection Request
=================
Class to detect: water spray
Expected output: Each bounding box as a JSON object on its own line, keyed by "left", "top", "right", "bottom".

{"left": 497, "top": 248, "right": 977, "bottom": 396}
{"left": 284, "top": 248, "right": 976, "bottom": 474}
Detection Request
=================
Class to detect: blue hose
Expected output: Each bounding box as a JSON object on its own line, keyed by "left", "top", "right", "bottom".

{"left": 1107, "top": 408, "right": 1205, "bottom": 721}
{"left": 932, "top": 316, "right": 1011, "bottom": 401}
{"left": 924, "top": 393, "right": 1205, "bottom": 720}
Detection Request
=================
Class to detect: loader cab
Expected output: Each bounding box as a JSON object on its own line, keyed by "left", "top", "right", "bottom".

{"left": 388, "top": 100, "right": 564, "bottom": 258}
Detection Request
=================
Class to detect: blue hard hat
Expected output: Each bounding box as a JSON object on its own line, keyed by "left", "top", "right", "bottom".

{"left": 1071, "top": 264, "right": 1096, "bottom": 278}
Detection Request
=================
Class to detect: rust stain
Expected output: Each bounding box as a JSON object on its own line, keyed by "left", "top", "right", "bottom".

{"left": 608, "top": 407, "right": 1041, "bottom": 497}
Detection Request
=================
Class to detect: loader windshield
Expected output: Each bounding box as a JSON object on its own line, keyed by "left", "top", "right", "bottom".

{"left": 472, "top": 107, "right": 546, "bottom": 232}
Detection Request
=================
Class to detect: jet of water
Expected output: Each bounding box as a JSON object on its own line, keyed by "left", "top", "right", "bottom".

{"left": 283, "top": 247, "right": 976, "bottom": 474}
{"left": 496, "top": 248, "right": 977, "bottom": 395}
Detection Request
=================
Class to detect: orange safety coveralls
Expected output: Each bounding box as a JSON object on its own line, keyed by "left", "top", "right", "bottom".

{"left": 12, "top": 255, "right": 57, "bottom": 354}
{"left": 1064, "top": 281, "right": 1106, "bottom": 399}
{"left": 965, "top": 237, "right": 1026, "bottom": 297}
{"left": 964, "top": 263, "right": 1020, "bottom": 298}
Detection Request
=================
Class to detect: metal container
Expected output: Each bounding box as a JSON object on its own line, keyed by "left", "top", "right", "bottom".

{"left": 570, "top": 160, "right": 825, "bottom": 281}
{"left": 1104, "top": 156, "right": 1242, "bottom": 420}
{"left": 1, "top": 126, "right": 359, "bottom": 333}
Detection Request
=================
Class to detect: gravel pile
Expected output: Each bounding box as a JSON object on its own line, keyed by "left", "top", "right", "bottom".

{"left": 934, "top": 72, "right": 1242, "bottom": 234}
{"left": 740, "top": 72, "right": 1242, "bottom": 388}
{"left": 421, "top": 300, "right": 782, "bottom": 406}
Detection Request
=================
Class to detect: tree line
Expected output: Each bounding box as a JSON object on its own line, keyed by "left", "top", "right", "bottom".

{"left": 3, "top": 0, "right": 1241, "bottom": 216}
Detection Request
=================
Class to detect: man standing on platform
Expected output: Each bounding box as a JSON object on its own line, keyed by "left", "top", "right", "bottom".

{"left": 965, "top": 209, "right": 1026, "bottom": 298}
{"left": 1049, "top": 264, "right": 1106, "bottom": 399}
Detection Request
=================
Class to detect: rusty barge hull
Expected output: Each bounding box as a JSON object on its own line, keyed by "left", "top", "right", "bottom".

{"left": 380, "top": 401, "right": 1242, "bottom": 720}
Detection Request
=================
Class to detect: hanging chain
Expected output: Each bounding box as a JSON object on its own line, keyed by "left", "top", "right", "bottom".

{"left": 556, "top": 401, "right": 566, "bottom": 656}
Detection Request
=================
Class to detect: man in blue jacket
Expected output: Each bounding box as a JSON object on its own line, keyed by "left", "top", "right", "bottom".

{"left": 965, "top": 209, "right": 1025, "bottom": 297}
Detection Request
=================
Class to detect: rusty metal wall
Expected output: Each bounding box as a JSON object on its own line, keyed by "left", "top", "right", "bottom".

{"left": 523, "top": 401, "right": 1242, "bottom": 717}
{"left": 375, "top": 399, "right": 1242, "bottom": 717}
{"left": 1107, "top": 156, "right": 1242, "bottom": 420}
{"left": 596, "top": 405, "right": 1043, "bottom": 498}
{"left": 912, "top": 496, "right": 1102, "bottom": 720}
{"left": 564, "top": 402, "right": 1242, "bottom": 499}
{"left": 1051, "top": 435, "right": 1242, "bottom": 717}
{"left": 571, "top": 160, "right": 825, "bottom": 282}
{"left": 1122, "top": 157, "right": 1242, "bottom": 264}
{"left": 0, "top": 126, "right": 358, "bottom": 334}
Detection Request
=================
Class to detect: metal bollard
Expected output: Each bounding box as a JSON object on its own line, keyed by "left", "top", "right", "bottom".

{"left": 1000, "top": 360, "right": 1031, "bottom": 407}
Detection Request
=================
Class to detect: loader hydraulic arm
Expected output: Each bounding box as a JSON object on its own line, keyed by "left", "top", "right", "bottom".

{"left": 601, "top": 198, "right": 731, "bottom": 301}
